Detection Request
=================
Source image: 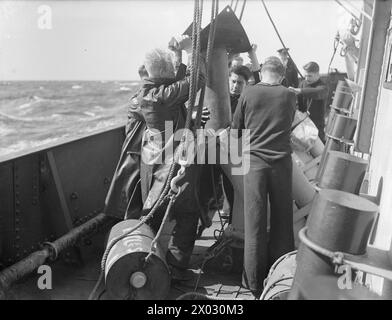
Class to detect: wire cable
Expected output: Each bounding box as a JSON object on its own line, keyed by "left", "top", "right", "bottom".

{"left": 260, "top": 0, "right": 304, "bottom": 79}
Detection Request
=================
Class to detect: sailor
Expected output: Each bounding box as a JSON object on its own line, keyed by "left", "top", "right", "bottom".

{"left": 277, "top": 48, "right": 299, "bottom": 88}
{"left": 288, "top": 61, "right": 328, "bottom": 143}
{"left": 104, "top": 35, "right": 209, "bottom": 281}
{"left": 229, "top": 65, "right": 252, "bottom": 114}
{"left": 229, "top": 54, "right": 244, "bottom": 68}
{"left": 232, "top": 58, "right": 296, "bottom": 296}
{"left": 138, "top": 65, "right": 149, "bottom": 80}
{"left": 139, "top": 38, "right": 210, "bottom": 281}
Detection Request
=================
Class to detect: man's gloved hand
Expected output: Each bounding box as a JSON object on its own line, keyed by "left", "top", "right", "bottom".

{"left": 288, "top": 86, "right": 301, "bottom": 95}
{"left": 168, "top": 35, "right": 192, "bottom": 52}
{"left": 200, "top": 107, "right": 210, "bottom": 126}
{"left": 192, "top": 107, "right": 210, "bottom": 127}
{"left": 248, "top": 43, "right": 257, "bottom": 56}
{"left": 247, "top": 44, "right": 261, "bottom": 72}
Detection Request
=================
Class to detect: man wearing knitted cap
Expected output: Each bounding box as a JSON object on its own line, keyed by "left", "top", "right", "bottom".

{"left": 277, "top": 48, "right": 299, "bottom": 88}
{"left": 232, "top": 57, "right": 296, "bottom": 297}
{"left": 289, "top": 61, "right": 328, "bottom": 143}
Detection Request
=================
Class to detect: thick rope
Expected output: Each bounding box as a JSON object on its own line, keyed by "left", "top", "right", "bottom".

{"left": 233, "top": 0, "right": 239, "bottom": 13}
{"left": 328, "top": 33, "right": 340, "bottom": 73}
{"left": 260, "top": 0, "right": 304, "bottom": 79}
{"left": 145, "top": 193, "right": 177, "bottom": 263}
{"left": 239, "top": 0, "right": 247, "bottom": 21}
{"left": 195, "top": 0, "right": 218, "bottom": 128}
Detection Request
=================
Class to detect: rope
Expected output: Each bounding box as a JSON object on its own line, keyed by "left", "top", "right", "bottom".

{"left": 328, "top": 33, "right": 340, "bottom": 74}
{"left": 233, "top": 0, "right": 239, "bottom": 13}
{"left": 260, "top": 0, "right": 304, "bottom": 80}
{"left": 239, "top": 0, "right": 247, "bottom": 22}
{"left": 88, "top": 271, "right": 105, "bottom": 300}
{"left": 334, "top": 0, "right": 361, "bottom": 22}
{"left": 185, "top": 0, "right": 202, "bottom": 131}
{"left": 298, "top": 227, "right": 392, "bottom": 282}
{"left": 193, "top": 238, "right": 233, "bottom": 292}
{"left": 144, "top": 193, "right": 177, "bottom": 263}
{"left": 259, "top": 276, "right": 293, "bottom": 300}
{"left": 195, "top": 0, "right": 219, "bottom": 128}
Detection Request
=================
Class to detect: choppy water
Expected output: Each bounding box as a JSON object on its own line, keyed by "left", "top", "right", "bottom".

{"left": 0, "top": 81, "right": 141, "bottom": 158}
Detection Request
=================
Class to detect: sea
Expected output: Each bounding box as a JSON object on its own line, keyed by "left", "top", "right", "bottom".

{"left": 0, "top": 81, "right": 141, "bottom": 158}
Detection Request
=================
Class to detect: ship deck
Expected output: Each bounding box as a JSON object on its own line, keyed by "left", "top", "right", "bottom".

{"left": 7, "top": 212, "right": 255, "bottom": 300}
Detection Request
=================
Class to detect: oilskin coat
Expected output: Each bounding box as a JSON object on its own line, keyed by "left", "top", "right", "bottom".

{"left": 104, "top": 66, "right": 205, "bottom": 224}
{"left": 103, "top": 92, "right": 146, "bottom": 220}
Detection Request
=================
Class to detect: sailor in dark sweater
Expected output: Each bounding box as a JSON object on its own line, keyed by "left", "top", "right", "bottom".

{"left": 229, "top": 65, "right": 252, "bottom": 114}
{"left": 232, "top": 57, "right": 296, "bottom": 296}
{"left": 277, "top": 48, "right": 299, "bottom": 88}
{"left": 289, "top": 61, "right": 328, "bottom": 143}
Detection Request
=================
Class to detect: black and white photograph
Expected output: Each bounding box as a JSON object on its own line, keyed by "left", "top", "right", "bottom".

{"left": 0, "top": 0, "right": 391, "bottom": 305}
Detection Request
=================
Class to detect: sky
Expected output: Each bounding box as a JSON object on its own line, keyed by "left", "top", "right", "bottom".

{"left": 0, "top": 0, "right": 362, "bottom": 80}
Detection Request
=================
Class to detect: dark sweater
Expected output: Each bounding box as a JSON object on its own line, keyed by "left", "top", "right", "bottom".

{"left": 297, "top": 78, "right": 328, "bottom": 128}
{"left": 281, "top": 59, "right": 299, "bottom": 88}
{"left": 230, "top": 94, "right": 240, "bottom": 114}
{"left": 232, "top": 83, "right": 296, "bottom": 162}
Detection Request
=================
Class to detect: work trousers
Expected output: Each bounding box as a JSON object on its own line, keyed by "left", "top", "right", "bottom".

{"left": 165, "top": 164, "right": 202, "bottom": 270}
{"left": 242, "top": 155, "right": 294, "bottom": 294}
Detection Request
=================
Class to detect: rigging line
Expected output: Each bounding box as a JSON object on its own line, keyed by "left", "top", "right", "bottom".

{"left": 260, "top": 0, "right": 304, "bottom": 79}
{"left": 230, "top": 0, "right": 234, "bottom": 8}
{"left": 239, "top": 0, "right": 247, "bottom": 22}
{"left": 334, "top": 0, "right": 361, "bottom": 22}
{"left": 233, "top": 0, "right": 239, "bottom": 13}
{"left": 328, "top": 34, "right": 340, "bottom": 73}
{"left": 195, "top": 0, "right": 218, "bottom": 128}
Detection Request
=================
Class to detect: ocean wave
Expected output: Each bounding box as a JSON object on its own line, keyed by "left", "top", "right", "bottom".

{"left": 0, "top": 127, "right": 16, "bottom": 136}
{"left": 72, "top": 85, "right": 83, "bottom": 89}
{"left": 17, "top": 95, "right": 45, "bottom": 109}
{"left": 83, "top": 111, "right": 96, "bottom": 117}
{"left": 117, "top": 86, "right": 133, "bottom": 92}
{"left": 0, "top": 110, "right": 62, "bottom": 123}
{"left": 0, "top": 111, "right": 34, "bottom": 122}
